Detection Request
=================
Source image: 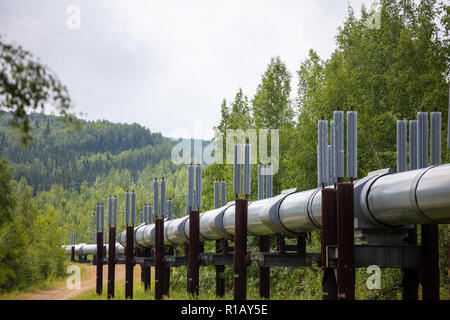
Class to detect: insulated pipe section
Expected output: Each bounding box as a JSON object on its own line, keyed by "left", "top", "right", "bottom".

{"left": 243, "top": 144, "right": 251, "bottom": 195}
{"left": 116, "top": 164, "right": 450, "bottom": 247}
{"left": 125, "top": 191, "right": 130, "bottom": 225}
{"left": 430, "top": 111, "right": 441, "bottom": 165}
{"left": 233, "top": 144, "right": 242, "bottom": 196}
{"left": 359, "top": 164, "right": 450, "bottom": 226}
{"left": 214, "top": 180, "right": 220, "bottom": 209}
{"left": 196, "top": 165, "right": 202, "bottom": 208}
{"left": 258, "top": 165, "right": 265, "bottom": 200}
{"left": 221, "top": 180, "right": 227, "bottom": 206}
{"left": 397, "top": 119, "right": 407, "bottom": 172}
{"left": 266, "top": 166, "right": 273, "bottom": 198}
{"left": 187, "top": 165, "right": 194, "bottom": 210}
{"left": 153, "top": 178, "right": 159, "bottom": 217}
{"left": 417, "top": 112, "right": 428, "bottom": 169}
{"left": 66, "top": 243, "right": 125, "bottom": 256}
{"left": 108, "top": 197, "right": 113, "bottom": 227}
{"left": 330, "top": 121, "right": 336, "bottom": 184}
{"left": 409, "top": 119, "right": 418, "bottom": 170}
{"left": 347, "top": 110, "right": 357, "bottom": 178}
{"left": 317, "top": 119, "right": 328, "bottom": 186}
{"left": 333, "top": 110, "right": 344, "bottom": 179}
{"left": 160, "top": 179, "right": 166, "bottom": 218}
{"left": 131, "top": 191, "right": 136, "bottom": 225}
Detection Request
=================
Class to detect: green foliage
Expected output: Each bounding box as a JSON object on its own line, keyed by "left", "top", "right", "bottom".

{"left": 0, "top": 36, "right": 75, "bottom": 145}
{"left": 0, "top": 173, "right": 66, "bottom": 293}
{"left": 0, "top": 159, "right": 15, "bottom": 227}
{"left": 252, "top": 56, "right": 294, "bottom": 129}
{"left": 0, "top": 112, "right": 175, "bottom": 192}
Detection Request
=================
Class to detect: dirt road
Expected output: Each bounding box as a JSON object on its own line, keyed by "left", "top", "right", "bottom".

{"left": 15, "top": 264, "right": 135, "bottom": 300}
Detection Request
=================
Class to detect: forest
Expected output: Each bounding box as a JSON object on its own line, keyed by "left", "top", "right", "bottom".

{"left": 0, "top": 0, "right": 449, "bottom": 298}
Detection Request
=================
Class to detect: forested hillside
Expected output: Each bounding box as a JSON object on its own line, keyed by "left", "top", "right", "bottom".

{"left": 0, "top": 112, "right": 175, "bottom": 191}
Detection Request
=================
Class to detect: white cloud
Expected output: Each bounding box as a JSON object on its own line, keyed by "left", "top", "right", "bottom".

{"left": 0, "top": 0, "right": 372, "bottom": 139}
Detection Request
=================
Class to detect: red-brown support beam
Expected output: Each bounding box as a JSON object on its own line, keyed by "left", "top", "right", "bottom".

{"left": 107, "top": 226, "right": 116, "bottom": 299}
{"left": 321, "top": 188, "right": 338, "bottom": 300}
{"left": 125, "top": 225, "right": 134, "bottom": 299}
{"left": 71, "top": 246, "right": 75, "bottom": 262}
{"left": 401, "top": 226, "right": 419, "bottom": 300}
{"left": 259, "top": 235, "right": 270, "bottom": 299}
{"left": 96, "top": 231, "right": 104, "bottom": 295}
{"left": 215, "top": 239, "right": 226, "bottom": 298}
{"left": 233, "top": 198, "right": 248, "bottom": 300}
{"left": 154, "top": 218, "right": 164, "bottom": 300}
{"left": 336, "top": 182, "right": 355, "bottom": 300}
{"left": 188, "top": 210, "right": 200, "bottom": 296}
{"left": 421, "top": 224, "right": 440, "bottom": 300}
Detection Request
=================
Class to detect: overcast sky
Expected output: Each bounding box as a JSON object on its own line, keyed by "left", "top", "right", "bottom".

{"left": 0, "top": 0, "right": 373, "bottom": 139}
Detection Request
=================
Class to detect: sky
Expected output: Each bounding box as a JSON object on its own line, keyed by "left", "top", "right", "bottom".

{"left": 0, "top": 0, "right": 374, "bottom": 139}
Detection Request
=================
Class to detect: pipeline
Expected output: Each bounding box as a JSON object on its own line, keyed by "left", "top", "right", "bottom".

{"left": 109, "top": 164, "right": 450, "bottom": 248}
{"left": 64, "top": 243, "right": 125, "bottom": 256}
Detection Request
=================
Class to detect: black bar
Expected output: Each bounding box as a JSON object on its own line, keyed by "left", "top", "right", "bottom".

{"left": 107, "top": 226, "right": 116, "bottom": 299}
{"left": 234, "top": 198, "right": 248, "bottom": 300}
{"left": 125, "top": 225, "right": 134, "bottom": 299}
{"left": 321, "top": 188, "right": 338, "bottom": 300}
{"left": 155, "top": 218, "right": 164, "bottom": 300}
{"left": 96, "top": 232, "right": 104, "bottom": 295}
{"left": 336, "top": 182, "right": 355, "bottom": 300}
{"left": 421, "top": 224, "right": 440, "bottom": 300}
{"left": 188, "top": 210, "right": 200, "bottom": 296}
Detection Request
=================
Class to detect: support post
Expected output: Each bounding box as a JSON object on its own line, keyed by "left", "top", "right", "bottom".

{"left": 336, "top": 182, "right": 355, "bottom": 300}
{"left": 401, "top": 226, "right": 419, "bottom": 300}
{"left": 155, "top": 218, "right": 164, "bottom": 300}
{"left": 71, "top": 246, "right": 75, "bottom": 262}
{"left": 259, "top": 235, "right": 270, "bottom": 299}
{"left": 188, "top": 210, "right": 200, "bottom": 296}
{"left": 233, "top": 198, "right": 248, "bottom": 300}
{"left": 215, "top": 239, "right": 226, "bottom": 297}
{"left": 125, "top": 225, "right": 134, "bottom": 299}
{"left": 96, "top": 231, "right": 104, "bottom": 295}
{"left": 321, "top": 188, "right": 338, "bottom": 300}
{"left": 107, "top": 226, "right": 116, "bottom": 299}
{"left": 421, "top": 224, "right": 440, "bottom": 300}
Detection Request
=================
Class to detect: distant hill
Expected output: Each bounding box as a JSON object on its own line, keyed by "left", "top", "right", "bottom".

{"left": 0, "top": 112, "right": 176, "bottom": 191}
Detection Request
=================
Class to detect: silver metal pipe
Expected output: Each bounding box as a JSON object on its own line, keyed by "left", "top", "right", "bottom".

{"left": 113, "top": 164, "right": 450, "bottom": 249}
